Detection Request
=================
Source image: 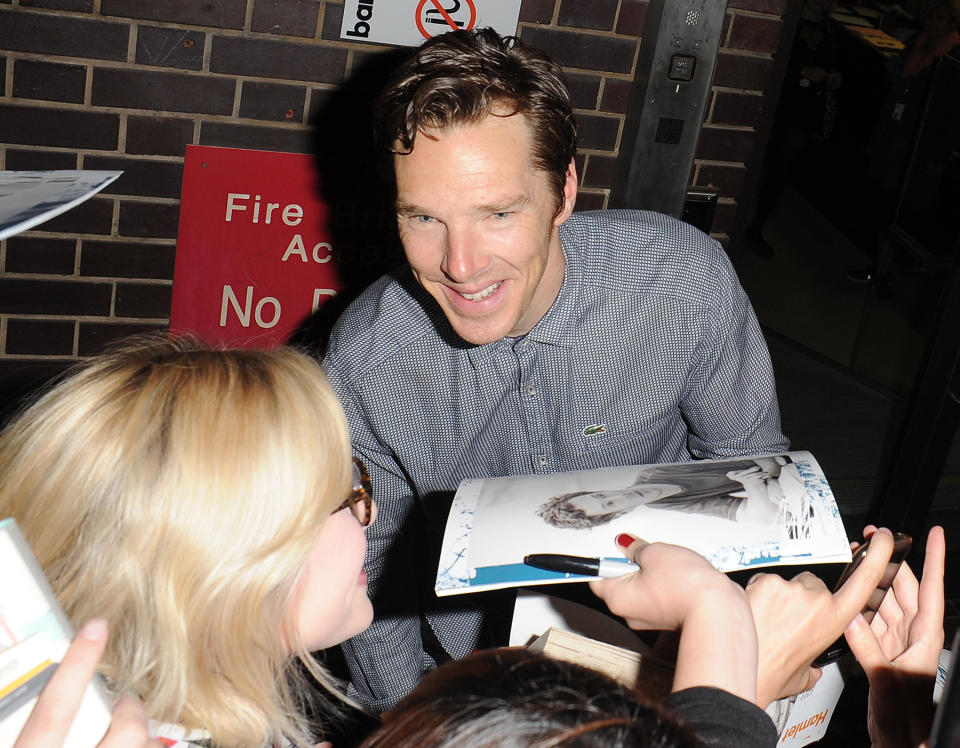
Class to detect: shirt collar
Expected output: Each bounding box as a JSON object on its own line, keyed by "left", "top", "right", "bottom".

{"left": 526, "top": 221, "right": 580, "bottom": 347}
{"left": 465, "top": 220, "right": 580, "bottom": 366}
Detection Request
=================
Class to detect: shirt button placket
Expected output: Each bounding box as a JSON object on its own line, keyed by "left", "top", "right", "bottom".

{"left": 516, "top": 341, "right": 551, "bottom": 473}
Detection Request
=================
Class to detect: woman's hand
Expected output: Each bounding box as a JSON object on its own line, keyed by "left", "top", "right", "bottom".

{"left": 589, "top": 534, "right": 737, "bottom": 630}
{"left": 14, "top": 619, "right": 160, "bottom": 748}
{"left": 845, "top": 526, "right": 945, "bottom": 748}
{"left": 746, "top": 528, "right": 896, "bottom": 707}
{"left": 590, "top": 534, "right": 758, "bottom": 703}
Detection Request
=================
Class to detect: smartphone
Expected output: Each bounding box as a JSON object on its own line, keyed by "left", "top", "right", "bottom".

{"left": 812, "top": 531, "right": 912, "bottom": 667}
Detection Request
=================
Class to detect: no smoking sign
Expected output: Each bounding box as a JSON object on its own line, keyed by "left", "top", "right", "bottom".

{"left": 415, "top": 0, "right": 477, "bottom": 39}
{"left": 341, "top": 0, "right": 519, "bottom": 48}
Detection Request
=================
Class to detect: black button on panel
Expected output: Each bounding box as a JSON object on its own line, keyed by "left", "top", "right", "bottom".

{"left": 667, "top": 54, "right": 697, "bottom": 82}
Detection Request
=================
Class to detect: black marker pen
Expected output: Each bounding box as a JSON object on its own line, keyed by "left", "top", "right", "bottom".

{"left": 523, "top": 553, "right": 638, "bottom": 578}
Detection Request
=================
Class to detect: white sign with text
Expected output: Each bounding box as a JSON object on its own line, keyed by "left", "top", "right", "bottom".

{"left": 340, "top": 0, "right": 521, "bottom": 47}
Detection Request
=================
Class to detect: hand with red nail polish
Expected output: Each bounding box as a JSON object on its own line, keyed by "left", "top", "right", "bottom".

{"left": 590, "top": 534, "right": 758, "bottom": 704}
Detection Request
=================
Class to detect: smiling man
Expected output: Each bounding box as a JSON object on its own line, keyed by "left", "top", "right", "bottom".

{"left": 322, "top": 28, "right": 789, "bottom": 711}
{"left": 393, "top": 110, "right": 573, "bottom": 346}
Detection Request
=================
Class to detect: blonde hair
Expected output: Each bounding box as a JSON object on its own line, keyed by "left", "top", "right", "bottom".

{"left": 0, "top": 335, "right": 354, "bottom": 747}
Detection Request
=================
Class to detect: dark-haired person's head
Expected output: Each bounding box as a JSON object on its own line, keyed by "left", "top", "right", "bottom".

{"left": 374, "top": 27, "right": 576, "bottom": 216}
{"left": 361, "top": 649, "right": 703, "bottom": 747}
{"left": 373, "top": 28, "right": 579, "bottom": 347}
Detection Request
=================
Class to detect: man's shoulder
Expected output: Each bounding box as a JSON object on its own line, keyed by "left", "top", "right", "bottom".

{"left": 564, "top": 209, "right": 734, "bottom": 298}
{"left": 323, "top": 266, "right": 441, "bottom": 383}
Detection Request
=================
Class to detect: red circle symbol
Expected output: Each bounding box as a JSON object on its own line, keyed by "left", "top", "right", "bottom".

{"left": 415, "top": 0, "right": 477, "bottom": 40}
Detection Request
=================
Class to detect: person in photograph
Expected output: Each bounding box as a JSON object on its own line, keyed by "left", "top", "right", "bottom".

{"left": 537, "top": 456, "right": 791, "bottom": 529}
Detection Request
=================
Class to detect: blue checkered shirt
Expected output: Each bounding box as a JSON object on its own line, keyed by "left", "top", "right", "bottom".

{"left": 322, "top": 209, "right": 788, "bottom": 711}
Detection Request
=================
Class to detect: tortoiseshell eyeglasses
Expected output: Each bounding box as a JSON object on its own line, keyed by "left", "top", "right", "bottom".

{"left": 336, "top": 457, "right": 373, "bottom": 527}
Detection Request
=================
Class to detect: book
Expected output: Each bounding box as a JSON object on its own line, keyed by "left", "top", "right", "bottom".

{"left": 435, "top": 450, "right": 851, "bottom": 596}
{"left": 0, "top": 518, "right": 112, "bottom": 747}
{"left": 527, "top": 627, "right": 674, "bottom": 697}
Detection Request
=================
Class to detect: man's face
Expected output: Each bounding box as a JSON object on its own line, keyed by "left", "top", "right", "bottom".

{"left": 568, "top": 484, "right": 681, "bottom": 515}
{"left": 394, "top": 113, "right": 577, "bottom": 345}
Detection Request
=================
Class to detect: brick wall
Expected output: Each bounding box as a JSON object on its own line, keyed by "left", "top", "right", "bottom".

{"left": 0, "top": 0, "right": 788, "bottom": 406}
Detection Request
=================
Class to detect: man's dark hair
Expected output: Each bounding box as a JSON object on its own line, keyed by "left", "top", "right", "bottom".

{"left": 374, "top": 27, "right": 577, "bottom": 214}
{"left": 361, "top": 648, "right": 703, "bottom": 747}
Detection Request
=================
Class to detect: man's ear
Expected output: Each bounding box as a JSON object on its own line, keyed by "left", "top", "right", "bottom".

{"left": 554, "top": 158, "right": 578, "bottom": 226}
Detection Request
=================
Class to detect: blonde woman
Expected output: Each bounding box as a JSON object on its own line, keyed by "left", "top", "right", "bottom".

{"left": 0, "top": 336, "right": 374, "bottom": 748}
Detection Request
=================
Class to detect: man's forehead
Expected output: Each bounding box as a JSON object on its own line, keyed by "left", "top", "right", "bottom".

{"left": 392, "top": 121, "right": 547, "bottom": 199}
{"left": 396, "top": 110, "right": 533, "bottom": 153}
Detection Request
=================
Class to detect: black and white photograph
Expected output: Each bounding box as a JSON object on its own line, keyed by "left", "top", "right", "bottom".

{"left": 437, "top": 451, "right": 851, "bottom": 596}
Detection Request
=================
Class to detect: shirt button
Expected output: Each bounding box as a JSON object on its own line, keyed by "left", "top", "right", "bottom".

{"left": 537, "top": 455, "right": 548, "bottom": 466}
{"left": 526, "top": 384, "right": 537, "bottom": 396}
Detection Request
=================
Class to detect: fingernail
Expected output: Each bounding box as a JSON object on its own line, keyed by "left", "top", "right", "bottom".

{"left": 844, "top": 612, "right": 865, "bottom": 633}
{"left": 78, "top": 618, "right": 108, "bottom": 641}
{"left": 616, "top": 533, "right": 636, "bottom": 550}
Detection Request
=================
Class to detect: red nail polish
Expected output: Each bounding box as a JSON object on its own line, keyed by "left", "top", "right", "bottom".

{"left": 616, "top": 533, "right": 634, "bottom": 549}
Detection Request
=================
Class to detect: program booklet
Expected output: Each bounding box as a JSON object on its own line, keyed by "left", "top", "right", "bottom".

{"left": 0, "top": 518, "right": 112, "bottom": 746}
{"left": 435, "top": 450, "right": 852, "bottom": 596}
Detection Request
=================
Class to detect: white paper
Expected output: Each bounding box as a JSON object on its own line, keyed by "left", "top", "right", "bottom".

{"left": 0, "top": 519, "right": 111, "bottom": 747}
{"left": 934, "top": 647, "right": 952, "bottom": 704}
{"left": 767, "top": 663, "right": 845, "bottom": 746}
{"left": 509, "top": 590, "right": 651, "bottom": 654}
{"left": 436, "top": 451, "right": 852, "bottom": 595}
{"left": 0, "top": 171, "right": 121, "bottom": 241}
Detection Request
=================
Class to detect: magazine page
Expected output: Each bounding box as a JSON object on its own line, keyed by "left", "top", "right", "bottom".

{"left": 0, "top": 170, "right": 122, "bottom": 241}
{"left": 436, "top": 451, "right": 851, "bottom": 596}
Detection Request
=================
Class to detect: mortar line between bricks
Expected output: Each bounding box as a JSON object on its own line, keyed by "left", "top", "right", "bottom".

{"left": 4, "top": 53, "right": 13, "bottom": 98}
{"left": 1, "top": 52, "right": 346, "bottom": 89}
{"left": 126, "top": 21, "right": 137, "bottom": 64}
{"left": 0, "top": 144, "right": 180, "bottom": 163}
{"left": 313, "top": 1, "right": 324, "bottom": 40}
{"left": 2, "top": 93, "right": 325, "bottom": 123}
{"left": 7, "top": 232, "right": 177, "bottom": 246}
{"left": 0, "top": 314, "right": 170, "bottom": 323}
{"left": 202, "top": 28, "right": 213, "bottom": 73}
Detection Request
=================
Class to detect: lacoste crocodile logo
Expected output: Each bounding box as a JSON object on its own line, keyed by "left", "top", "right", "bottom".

{"left": 583, "top": 424, "right": 607, "bottom": 436}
